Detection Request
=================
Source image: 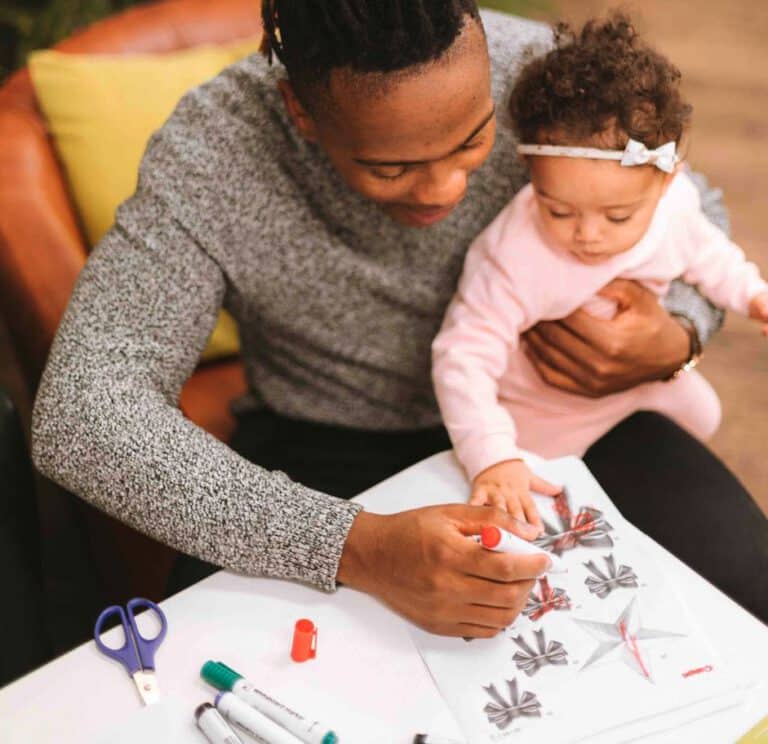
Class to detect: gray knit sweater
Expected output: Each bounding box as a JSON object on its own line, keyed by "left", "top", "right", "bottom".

{"left": 32, "top": 11, "right": 725, "bottom": 592}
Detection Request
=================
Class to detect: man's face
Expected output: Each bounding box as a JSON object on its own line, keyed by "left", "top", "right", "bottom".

{"left": 282, "top": 18, "right": 496, "bottom": 227}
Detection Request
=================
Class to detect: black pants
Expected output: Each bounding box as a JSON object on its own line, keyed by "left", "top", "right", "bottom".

{"left": 168, "top": 410, "right": 768, "bottom": 623}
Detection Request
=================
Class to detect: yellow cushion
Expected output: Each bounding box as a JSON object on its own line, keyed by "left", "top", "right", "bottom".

{"left": 28, "top": 36, "right": 261, "bottom": 361}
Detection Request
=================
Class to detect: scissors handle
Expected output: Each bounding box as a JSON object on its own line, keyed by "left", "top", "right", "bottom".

{"left": 94, "top": 605, "right": 141, "bottom": 675}
{"left": 93, "top": 598, "right": 167, "bottom": 675}
{"left": 126, "top": 597, "right": 168, "bottom": 671}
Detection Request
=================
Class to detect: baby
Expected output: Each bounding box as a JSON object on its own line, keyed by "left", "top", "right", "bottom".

{"left": 432, "top": 14, "right": 768, "bottom": 527}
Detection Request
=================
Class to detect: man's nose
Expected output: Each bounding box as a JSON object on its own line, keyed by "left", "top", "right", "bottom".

{"left": 410, "top": 162, "right": 467, "bottom": 207}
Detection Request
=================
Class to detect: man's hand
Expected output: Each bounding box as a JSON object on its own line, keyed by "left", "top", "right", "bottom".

{"left": 337, "top": 506, "right": 551, "bottom": 638}
{"left": 470, "top": 460, "right": 560, "bottom": 529}
{"left": 523, "top": 279, "right": 689, "bottom": 398}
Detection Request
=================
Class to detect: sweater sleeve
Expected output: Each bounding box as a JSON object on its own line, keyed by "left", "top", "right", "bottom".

{"left": 31, "top": 183, "right": 361, "bottom": 592}
{"left": 661, "top": 168, "right": 730, "bottom": 343}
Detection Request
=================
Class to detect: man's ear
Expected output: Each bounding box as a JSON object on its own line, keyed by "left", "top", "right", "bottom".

{"left": 278, "top": 79, "right": 318, "bottom": 142}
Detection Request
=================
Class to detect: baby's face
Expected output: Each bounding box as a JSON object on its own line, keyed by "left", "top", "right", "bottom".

{"left": 528, "top": 155, "right": 674, "bottom": 264}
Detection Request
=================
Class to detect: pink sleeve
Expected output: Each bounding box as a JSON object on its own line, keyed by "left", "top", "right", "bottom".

{"left": 432, "top": 206, "right": 533, "bottom": 482}
{"left": 675, "top": 183, "right": 768, "bottom": 314}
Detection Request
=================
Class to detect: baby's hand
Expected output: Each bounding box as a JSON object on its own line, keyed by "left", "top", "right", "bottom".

{"left": 749, "top": 291, "right": 768, "bottom": 336}
{"left": 470, "top": 460, "right": 560, "bottom": 530}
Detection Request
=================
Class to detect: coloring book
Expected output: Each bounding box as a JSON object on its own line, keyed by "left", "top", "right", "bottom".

{"left": 411, "top": 456, "right": 748, "bottom": 743}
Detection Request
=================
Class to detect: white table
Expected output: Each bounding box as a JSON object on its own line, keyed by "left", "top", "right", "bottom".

{"left": 1, "top": 452, "right": 766, "bottom": 743}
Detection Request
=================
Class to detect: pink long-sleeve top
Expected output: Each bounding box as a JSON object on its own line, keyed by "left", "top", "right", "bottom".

{"left": 432, "top": 172, "right": 767, "bottom": 481}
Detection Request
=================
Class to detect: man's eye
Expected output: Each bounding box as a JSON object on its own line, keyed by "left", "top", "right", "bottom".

{"left": 607, "top": 214, "right": 632, "bottom": 223}
{"left": 549, "top": 210, "right": 573, "bottom": 219}
{"left": 371, "top": 165, "right": 408, "bottom": 180}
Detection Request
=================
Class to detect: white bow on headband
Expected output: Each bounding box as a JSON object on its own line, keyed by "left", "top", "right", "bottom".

{"left": 516, "top": 138, "right": 679, "bottom": 173}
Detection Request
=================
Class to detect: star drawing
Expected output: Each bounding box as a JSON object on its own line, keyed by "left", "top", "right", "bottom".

{"left": 572, "top": 597, "right": 685, "bottom": 682}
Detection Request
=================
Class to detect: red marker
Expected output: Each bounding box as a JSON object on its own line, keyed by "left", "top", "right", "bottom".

{"left": 477, "top": 525, "right": 566, "bottom": 573}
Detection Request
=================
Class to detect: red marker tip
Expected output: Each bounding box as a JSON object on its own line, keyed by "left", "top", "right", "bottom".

{"left": 481, "top": 525, "right": 501, "bottom": 549}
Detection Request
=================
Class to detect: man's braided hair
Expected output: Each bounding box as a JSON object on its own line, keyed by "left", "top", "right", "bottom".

{"left": 261, "top": 0, "right": 481, "bottom": 102}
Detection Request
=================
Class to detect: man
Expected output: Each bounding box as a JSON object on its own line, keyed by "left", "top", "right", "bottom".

{"left": 32, "top": 0, "right": 767, "bottom": 630}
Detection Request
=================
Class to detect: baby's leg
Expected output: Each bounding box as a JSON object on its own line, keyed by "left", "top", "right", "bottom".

{"left": 506, "top": 395, "right": 646, "bottom": 459}
{"left": 639, "top": 370, "right": 722, "bottom": 442}
{"left": 499, "top": 350, "right": 719, "bottom": 459}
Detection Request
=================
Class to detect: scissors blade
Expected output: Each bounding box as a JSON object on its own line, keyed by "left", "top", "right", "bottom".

{"left": 132, "top": 670, "right": 161, "bottom": 706}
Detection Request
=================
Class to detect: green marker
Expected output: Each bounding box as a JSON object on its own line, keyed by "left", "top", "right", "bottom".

{"left": 202, "top": 661, "right": 339, "bottom": 744}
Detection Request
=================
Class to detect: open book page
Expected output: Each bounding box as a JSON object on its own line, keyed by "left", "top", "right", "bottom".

{"left": 410, "top": 456, "right": 748, "bottom": 744}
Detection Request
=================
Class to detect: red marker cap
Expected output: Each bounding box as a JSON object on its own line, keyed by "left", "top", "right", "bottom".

{"left": 291, "top": 618, "right": 317, "bottom": 662}
{"left": 481, "top": 525, "right": 502, "bottom": 549}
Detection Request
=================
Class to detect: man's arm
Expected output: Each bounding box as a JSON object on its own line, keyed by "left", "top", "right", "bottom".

{"left": 663, "top": 168, "right": 728, "bottom": 343}
{"left": 31, "top": 186, "right": 361, "bottom": 592}
{"left": 523, "top": 171, "right": 729, "bottom": 397}
{"left": 32, "top": 179, "right": 549, "bottom": 635}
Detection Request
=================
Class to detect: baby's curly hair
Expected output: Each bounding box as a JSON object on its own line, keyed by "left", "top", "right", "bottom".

{"left": 509, "top": 13, "right": 692, "bottom": 151}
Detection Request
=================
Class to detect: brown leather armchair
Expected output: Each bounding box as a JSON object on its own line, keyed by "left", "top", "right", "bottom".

{"left": 0, "top": 0, "right": 263, "bottom": 599}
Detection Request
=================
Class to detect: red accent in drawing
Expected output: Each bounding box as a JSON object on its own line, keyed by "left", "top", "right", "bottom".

{"left": 618, "top": 620, "right": 651, "bottom": 679}
{"left": 682, "top": 664, "right": 713, "bottom": 678}
{"left": 534, "top": 488, "right": 614, "bottom": 555}
{"left": 523, "top": 577, "right": 571, "bottom": 621}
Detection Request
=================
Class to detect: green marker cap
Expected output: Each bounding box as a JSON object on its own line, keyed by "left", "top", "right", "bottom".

{"left": 202, "top": 661, "right": 338, "bottom": 744}
{"left": 201, "top": 660, "right": 243, "bottom": 691}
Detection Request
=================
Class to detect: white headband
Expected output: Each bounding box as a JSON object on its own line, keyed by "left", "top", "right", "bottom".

{"left": 516, "top": 138, "right": 679, "bottom": 174}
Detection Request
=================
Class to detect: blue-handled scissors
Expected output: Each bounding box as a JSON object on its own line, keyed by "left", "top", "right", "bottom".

{"left": 93, "top": 597, "right": 168, "bottom": 705}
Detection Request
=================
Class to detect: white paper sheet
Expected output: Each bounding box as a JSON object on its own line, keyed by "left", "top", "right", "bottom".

{"left": 411, "top": 456, "right": 748, "bottom": 744}
{"left": 93, "top": 696, "right": 195, "bottom": 743}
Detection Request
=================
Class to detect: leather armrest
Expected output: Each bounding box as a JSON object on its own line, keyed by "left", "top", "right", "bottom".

{"left": 180, "top": 359, "right": 247, "bottom": 442}
{"left": 0, "top": 107, "right": 87, "bottom": 385}
{"left": 39, "top": 0, "right": 262, "bottom": 57}
{"left": 0, "top": 0, "right": 261, "bottom": 386}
